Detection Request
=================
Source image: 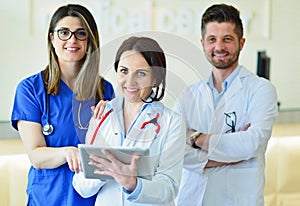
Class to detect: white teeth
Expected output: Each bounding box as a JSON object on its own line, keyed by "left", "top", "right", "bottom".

{"left": 66, "top": 48, "right": 78, "bottom": 51}
{"left": 126, "top": 88, "right": 138, "bottom": 92}
{"left": 214, "top": 53, "right": 226, "bottom": 57}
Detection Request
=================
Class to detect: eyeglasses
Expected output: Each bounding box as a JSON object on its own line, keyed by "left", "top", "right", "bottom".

{"left": 52, "top": 28, "right": 88, "bottom": 41}
{"left": 224, "top": 112, "right": 236, "bottom": 133}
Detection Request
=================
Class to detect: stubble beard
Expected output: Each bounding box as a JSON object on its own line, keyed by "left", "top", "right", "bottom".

{"left": 206, "top": 49, "right": 241, "bottom": 70}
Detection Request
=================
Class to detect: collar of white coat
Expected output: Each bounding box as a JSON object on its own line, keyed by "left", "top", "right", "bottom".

{"left": 104, "top": 96, "right": 164, "bottom": 117}
{"left": 206, "top": 65, "right": 252, "bottom": 89}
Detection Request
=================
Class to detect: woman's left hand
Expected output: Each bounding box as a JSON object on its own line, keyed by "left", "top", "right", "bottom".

{"left": 89, "top": 150, "right": 139, "bottom": 191}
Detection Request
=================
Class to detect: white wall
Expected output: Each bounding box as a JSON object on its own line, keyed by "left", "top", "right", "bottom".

{"left": 1, "top": 0, "right": 299, "bottom": 121}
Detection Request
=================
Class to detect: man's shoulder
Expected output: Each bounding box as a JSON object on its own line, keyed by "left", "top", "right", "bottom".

{"left": 237, "top": 69, "right": 276, "bottom": 99}
{"left": 181, "top": 80, "right": 207, "bottom": 97}
{"left": 238, "top": 66, "right": 273, "bottom": 86}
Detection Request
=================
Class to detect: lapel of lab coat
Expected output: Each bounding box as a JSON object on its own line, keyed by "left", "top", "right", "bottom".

{"left": 209, "top": 66, "right": 246, "bottom": 134}
{"left": 123, "top": 101, "right": 163, "bottom": 148}
{"left": 217, "top": 69, "right": 244, "bottom": 112}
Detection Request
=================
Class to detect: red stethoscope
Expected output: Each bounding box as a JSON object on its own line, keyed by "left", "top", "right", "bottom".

{"left": 140, "top": 113, "right": 160, "bottom": 134}
{"left": 90, "top": 109, "right": 161, "bottom": 145}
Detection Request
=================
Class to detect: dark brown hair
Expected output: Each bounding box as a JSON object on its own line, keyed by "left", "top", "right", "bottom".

{"left": 114, "top": 36, "right": 166, "bottom": 102}
{"left": 201, "top": 4, "right": 244, "bottom": 40}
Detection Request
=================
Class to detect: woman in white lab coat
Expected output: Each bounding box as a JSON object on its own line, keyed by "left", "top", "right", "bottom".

{"left": 73, "top": 36, "right": 186, "bottom": 206}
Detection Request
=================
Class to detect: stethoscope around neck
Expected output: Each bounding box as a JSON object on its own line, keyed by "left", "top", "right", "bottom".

{"left": 89, "top": 109, "right": 161, "bottom": 145}
{"left": 42, "top": 91, "right": 92, "bottom": 136}
{"left": 42, "top": 93, "right": 54, "bottom": 136}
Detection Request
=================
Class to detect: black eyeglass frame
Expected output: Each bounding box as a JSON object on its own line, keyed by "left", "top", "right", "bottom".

{"left": 52, "top": 28, "right": 88, "bottom": 41}
{"left": 224, "top": 111, "right": 236, "bottom": 133}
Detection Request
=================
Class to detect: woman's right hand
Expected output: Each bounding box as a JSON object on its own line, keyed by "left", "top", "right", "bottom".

{"left": 64, "top": 146, "right": 82, "bottom": 173}
{"left": 91, "top": 100, "right": 109, "bottom": 120}
{"left": 89, "top": 150, "right": 139, "bottom": 191}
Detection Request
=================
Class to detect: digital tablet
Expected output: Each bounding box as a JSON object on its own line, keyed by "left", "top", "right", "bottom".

{"left": 78, "top": 144, "right": 152, "bottom": 180}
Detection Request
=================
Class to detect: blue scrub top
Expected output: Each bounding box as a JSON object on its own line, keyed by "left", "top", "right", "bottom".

{"left": 11, "top": 71, "right": 114, "bottom": 206}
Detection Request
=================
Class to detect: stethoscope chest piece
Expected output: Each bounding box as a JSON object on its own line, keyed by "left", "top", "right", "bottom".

{"left": 42, "top": 122, "right": 54, "bottom": 135}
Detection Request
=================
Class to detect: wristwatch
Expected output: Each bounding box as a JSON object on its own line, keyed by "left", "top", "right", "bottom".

{"left": 189, "top": 131, "right": 202, "bottom": 149}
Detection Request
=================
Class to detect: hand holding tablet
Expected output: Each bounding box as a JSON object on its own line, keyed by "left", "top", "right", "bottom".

{"left": 78, "top": 144, "right": 152, "bottom": 180}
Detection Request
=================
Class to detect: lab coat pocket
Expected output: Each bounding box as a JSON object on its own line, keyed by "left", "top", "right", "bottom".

{"left": 226, "top": 168, "right": 260, "bottom": 205}
{"left": 125, "top": 124, "right": 157, "bottom": 148}
{"left": 96, "top": 181, "right": 122, "bottom": 205}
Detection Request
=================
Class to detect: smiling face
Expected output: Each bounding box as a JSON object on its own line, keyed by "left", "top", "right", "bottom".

{"left": 201, "top": 22, "right": 245, "bottom": 71}
{"left": 116, "top": 50, "right": 155, "bottom": 104}
{"left": 50, "top": 16, "right": 88, "bottom": 65}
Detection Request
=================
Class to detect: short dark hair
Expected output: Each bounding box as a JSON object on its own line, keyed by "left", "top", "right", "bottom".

{"left": 114, "top": 36, "right": 166, "bottom": 102}
{"left": 201, "top": 4, "right": 244, "bottom": 39}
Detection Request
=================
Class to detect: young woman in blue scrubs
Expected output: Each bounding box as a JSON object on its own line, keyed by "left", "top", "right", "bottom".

{"left": 11, "top": 4, "right": 114, "bottom": 206}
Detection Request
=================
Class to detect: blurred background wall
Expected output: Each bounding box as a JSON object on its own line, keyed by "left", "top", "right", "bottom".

{"left": 1, "top": 0, "right": 299, "bottom": 138}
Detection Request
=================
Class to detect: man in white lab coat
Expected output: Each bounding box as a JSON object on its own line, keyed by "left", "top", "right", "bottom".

{"left": 174, "top": 4, "right": 278, "bottom": 206}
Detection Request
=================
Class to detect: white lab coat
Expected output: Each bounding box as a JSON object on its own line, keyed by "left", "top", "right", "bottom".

{"left": 174, "top": 66, "right": 278, "bottom": 206}
{"left": 73, "top": 96, "right": 186, "bottom": 206}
